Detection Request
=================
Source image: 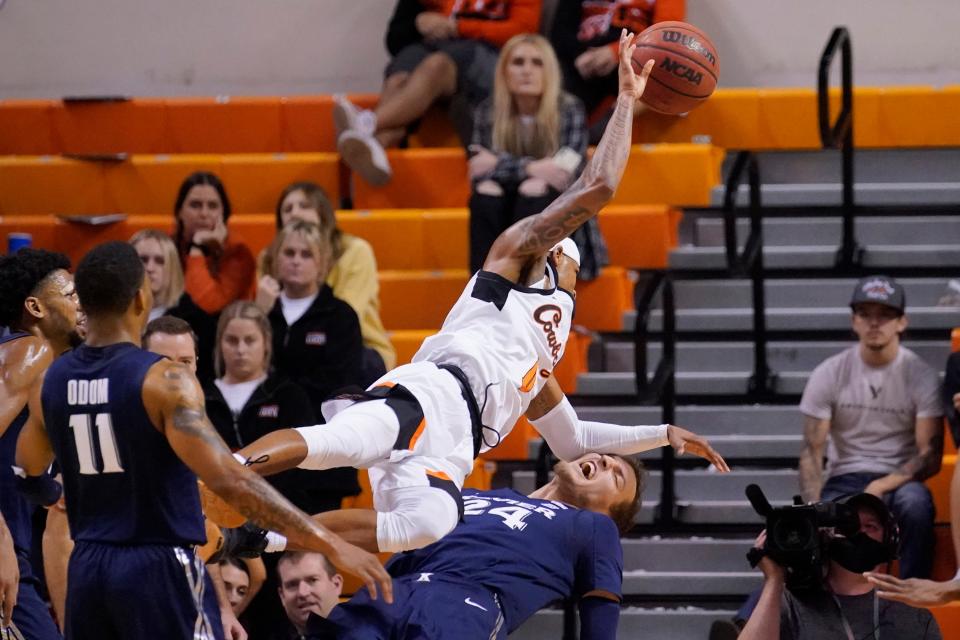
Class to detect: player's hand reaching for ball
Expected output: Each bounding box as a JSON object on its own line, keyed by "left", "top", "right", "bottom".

{"left": 327, "top": 538, "right": 394, "bottom": 605}
{"left": 667, "top": 425, "right": 730, "bottom": 472}
{"left": 618, "top": 29, "right": 654, "bottom": 100}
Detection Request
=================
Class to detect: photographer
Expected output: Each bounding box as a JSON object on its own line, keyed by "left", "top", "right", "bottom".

{"left": 739, "top": 493, "right": 941, "bottom": 640}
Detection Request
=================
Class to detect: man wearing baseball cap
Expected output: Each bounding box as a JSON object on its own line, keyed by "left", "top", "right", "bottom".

{"left": 798, "top": 275, "right": 943, "bottom": 579}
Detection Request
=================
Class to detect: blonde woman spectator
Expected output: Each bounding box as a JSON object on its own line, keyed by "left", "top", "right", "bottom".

{"left": 131, "top": 229, "right": 218, "bottom": 382}
{"left": 260, "top": 182, "right": 396, "bottom": 374}
{"left": 468, "top": 33, "right": 606, "bottom": 278}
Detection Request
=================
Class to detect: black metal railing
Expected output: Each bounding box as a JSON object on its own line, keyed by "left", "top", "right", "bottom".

{"left": 633, "top": 271, "right": 677, "bottom": 524}
{"left": 722, "top": 151, "right": 774, "bottom": 397}
{"left": 818, "top": 26, "right": 860, "bottom": 268}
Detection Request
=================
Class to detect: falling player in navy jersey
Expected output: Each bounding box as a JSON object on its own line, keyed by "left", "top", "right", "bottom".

{"left": 0, "top": 248, "right": 81, "bottom": 639}
{"left": 230, "top": 30, "right": 727, "bottom": 560}
{"left": 15, "top": 241, "right": 391, "bottom": 640}
{"left": 307, "top": 452, "right": 641, "bottom": 639}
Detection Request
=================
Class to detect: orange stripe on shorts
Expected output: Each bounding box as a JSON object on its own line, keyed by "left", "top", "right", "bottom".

{"left": 425, "top": 469, "right": 451, "bottom": 481}
{"left": 408, "top": 417, "right": 427, "bottom": 450}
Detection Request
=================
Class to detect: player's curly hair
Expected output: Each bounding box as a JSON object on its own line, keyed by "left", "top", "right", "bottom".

{"left": 75, "top": 241, "right": 145, "bottom": 316}
{"left": 608, "top": 455, "right": 645, "bottom": 535}
{"left": 0, "top": 248, "right": 71, "bottom": 329}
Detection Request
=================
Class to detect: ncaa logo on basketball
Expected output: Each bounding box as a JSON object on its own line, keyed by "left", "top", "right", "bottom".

{"left": 659, "top": 57, "right": 703, "bottom": 86}
{"left": 861, "top": 279, "right": 895, "bottom": 300}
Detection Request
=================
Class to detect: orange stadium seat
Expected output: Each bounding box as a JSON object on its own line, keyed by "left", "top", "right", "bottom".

{"left": 0, "top": 154, "right": 340, "bottom": 215}
{"left": 54, "top": 99, "right": 168, "bottom": 155}
{"left": 164, "top": 97, "right": 283, "bottom": 153}
{"left": 0, "top": 99, "right": 59, "bottom": 155}
{"left": 931, "top": 602, "right": 960, "bottom": 638}
{"left": 351, "top": 148, "right": 470, "bottom": 210}
{"left": 610, "top": 144, "right": 723, "bottom": 207}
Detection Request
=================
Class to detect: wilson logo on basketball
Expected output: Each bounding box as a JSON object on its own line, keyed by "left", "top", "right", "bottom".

{"left": 661, "top": 30, "right": 717, "bottom": 66}
{"left": 660, "top": 57, "right": 703, "bottom": 85}
{"left": 533, "top": 304, "right": 564, "bottom": 363}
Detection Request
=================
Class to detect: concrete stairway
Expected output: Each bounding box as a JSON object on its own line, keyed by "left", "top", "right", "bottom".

{"left": 510, "top": 147, "right": 958, "bottom": 639}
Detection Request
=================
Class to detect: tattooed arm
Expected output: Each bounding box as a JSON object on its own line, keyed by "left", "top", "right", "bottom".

{"left": 798, "top": 415, "right": 831, "bottom": 503}
{"left": 483, "top": 30, "right": 655, "bottom": 280}
{"left": 864, "top": 416, "right": 944, "bottom": 498}
{"left": 142, "top": 360, "right": 392, "bottom": 603}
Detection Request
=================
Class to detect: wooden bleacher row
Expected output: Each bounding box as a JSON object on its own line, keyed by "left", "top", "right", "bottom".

{"left": 0, "top": 144, "right": 720, "bottom": 213}
{"left": 3, "top": 86, "right": 960, "bottom": 156}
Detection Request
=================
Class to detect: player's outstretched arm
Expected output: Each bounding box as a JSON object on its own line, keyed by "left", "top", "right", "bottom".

{"left": 144, "top": 361, "right": 392, "bottom": 603}
{"left": 233, "top": 429, "right": 310, "bottom": 477}
{"left": 526, "top": 376, "right": 730, "bottom": 471}
{"left": 484, "top": 30, "right": 654, "bottom": 274}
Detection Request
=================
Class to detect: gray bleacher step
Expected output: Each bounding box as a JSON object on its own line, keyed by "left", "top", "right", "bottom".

{"left": 511, "top": 469, "right": 798, "bottom": 503}
{"left": 624, "top": 571, "right": 761, "bottom": 596}
{"left": 528, "top": 434, "right": 802, "bottom": 460}
{"left": 628, "top": 306, "right": 958, "bottom": 332}
{"left": 604, "top": 340, "right": 949, "bottom": 373}
{"left": 578, "top": 369, "right": 855, "bottom": 396}
{"left": 624, "top": 538, "right": 755, "bottom": 572}
{"left": 573, "top": 405, "right": 799, "bottom": 436}
{"left": 723, "top": 149, "right": 960, "bottom": 185}
{"left": 693, "top": 216, "right": 960, "bottom": 247}
{"left": 712, "top": 182, "right": 960, "bottom": 207}
{"left": 668, "top": 244, "right": 960, "bottom": 270}
{"left": 512, "top": 607, "right": 739, "bottom": 640}
{"left": 662, "top": 278, "right": 953, "bottom": 309}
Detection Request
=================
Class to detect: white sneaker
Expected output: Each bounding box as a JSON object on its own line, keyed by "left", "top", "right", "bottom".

{"left": 338, "top": 130, "right": 392, "bottom": 187}
{"left": 333, "top": 94, "right": 378, "bottom": 139}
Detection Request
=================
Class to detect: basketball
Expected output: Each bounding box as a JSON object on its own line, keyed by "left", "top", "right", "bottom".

{"left": 632, "top": 21, "right": 719, "bottom": 115}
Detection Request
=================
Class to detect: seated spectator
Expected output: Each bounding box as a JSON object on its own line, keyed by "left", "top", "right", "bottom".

{"left": 333, "top": 0, "right": 541, "bottom": 186}
{"left": 132, "top": 231, "right": 219, "bottom": 381}
{"left": 468, "top": 34, "right": 605, "bottom": 277}
{"left": 551, "top": 0, "right": 685, "bottom": 140}
{"left": 142, "top": 315, "right": 198, "bottom": 372}
{"left": 796, "top": 276, "right": 943, "bottom": 580}
{"left": 735, "top": 494, "right": 942, "bottom": 640}
{"left": 261, "top": 182, "right": 396, "bottom": 373}
{"left": 219, "top": 556, "right": 252, "bottom": 615}
{"left": 275, "top": 551, "right": 343, "bottom": 640}
{"left": 173, "top": 172, "right": 255, "bottom": 315}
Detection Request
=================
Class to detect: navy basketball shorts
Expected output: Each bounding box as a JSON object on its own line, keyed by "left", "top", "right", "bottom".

{"left": 64, "top": 541, "right": 224, "bottom": 640}
{"left": 7, "top": 552, "right": 61, "bottom": 640}
{"left": 321, "top": 574, "right": 506, "bottom": 640}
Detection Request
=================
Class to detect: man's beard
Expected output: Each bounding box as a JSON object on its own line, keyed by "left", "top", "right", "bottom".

{"left": 67, "top": 330, "right": 84, "bottom": 349}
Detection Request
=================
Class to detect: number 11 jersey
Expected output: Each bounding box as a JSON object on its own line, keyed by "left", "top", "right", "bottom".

{"left": 41, "top": 342, "right": 205, "bottom": 545}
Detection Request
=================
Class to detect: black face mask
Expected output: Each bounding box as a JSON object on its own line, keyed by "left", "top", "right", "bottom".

{"left": 829, "top": 533, "right": 893, "bottom": 573}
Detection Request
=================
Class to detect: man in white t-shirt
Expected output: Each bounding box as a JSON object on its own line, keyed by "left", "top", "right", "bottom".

{"left": 798, "top": 275, "right": 944, "bottom": 578}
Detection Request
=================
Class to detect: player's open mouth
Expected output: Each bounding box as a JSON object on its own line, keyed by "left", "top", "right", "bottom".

{"left": 579, "top": 460, "right": 597, "bottom": 479}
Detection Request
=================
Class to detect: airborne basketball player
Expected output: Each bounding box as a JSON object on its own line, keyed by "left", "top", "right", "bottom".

{"left": 233, "top": 29, "right": 729, "bottom": 556}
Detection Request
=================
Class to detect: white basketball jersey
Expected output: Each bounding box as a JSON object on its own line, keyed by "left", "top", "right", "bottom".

{"left": 412, "top": 263, "right": 574, "bottom": 451}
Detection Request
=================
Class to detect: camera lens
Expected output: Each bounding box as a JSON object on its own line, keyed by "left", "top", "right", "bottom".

{"left": 772, "top": 514, "right": 817, "bottom": 550}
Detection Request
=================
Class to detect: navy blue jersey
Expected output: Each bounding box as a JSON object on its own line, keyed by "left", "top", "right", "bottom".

{"left": 0, "top": 332, "right": 35, "bottom": 553}
{"left": 385, "top": 488, "right": 623, "bottom": 633}
{"left": 41, "top": 342, "right": 205, "bottom": 545}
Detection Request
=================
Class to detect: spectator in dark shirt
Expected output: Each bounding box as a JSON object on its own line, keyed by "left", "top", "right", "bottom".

{"left": 333, "top": 0, "right": 541, "bottom": 186}
{"left": 551, "top": 0, "right": 684, "bottom": 139}
{"left": 468, "top": 33, "right": 605, "bottom": 277}
{"left": 257, "top": 221, "right": 365, "bottom": 513}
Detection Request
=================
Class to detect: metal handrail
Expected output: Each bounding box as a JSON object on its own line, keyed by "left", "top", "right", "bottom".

{"left": 817, "top": 26, "right": 860, "bottom": 267}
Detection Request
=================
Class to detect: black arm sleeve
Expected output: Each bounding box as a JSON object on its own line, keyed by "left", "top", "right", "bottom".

{"left": 578, "top": 597, "right": 620, "bottom": 640}
{"left": 385, "top": 0, "right": 425, "bottom": 56}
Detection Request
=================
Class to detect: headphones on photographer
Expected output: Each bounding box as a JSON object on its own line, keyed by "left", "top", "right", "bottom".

{"left": 829, "top": 492, "right": 900, "bottom": 572}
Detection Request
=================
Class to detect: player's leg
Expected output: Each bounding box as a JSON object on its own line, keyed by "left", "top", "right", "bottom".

{"left": 63, "top": 542, "right": 117, "bottom": 640}
{"left": 99, "top": 544, "right": 224, "bottom": 640}
{"left": 295, "top": 399, "right": 402, "bottom": 471}
{"left": 9, "top": 554, "right": 61, "bottom": 640}
{"left": 42, "top": 505, "right": 72, "bottom": 631}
